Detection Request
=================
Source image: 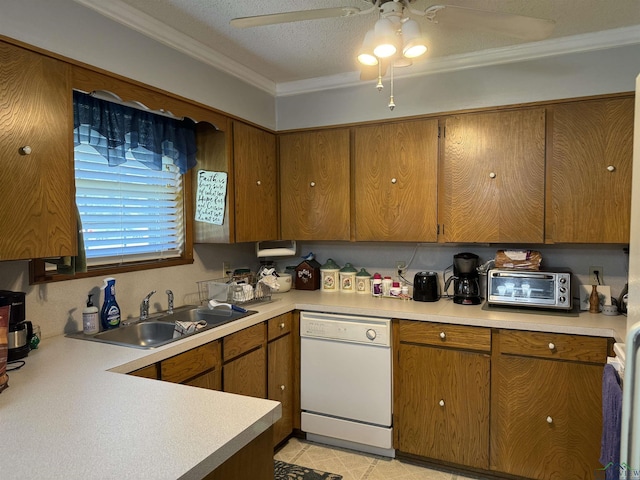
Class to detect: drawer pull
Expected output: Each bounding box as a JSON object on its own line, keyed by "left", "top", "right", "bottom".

{"left": 439, "top": 399, "right": 445, "bottom": 407}
{"left": 391, "top": 178, "right": 397, "bottom": 184}
{"left": 310, "top": 181, "right": 316, "bottom": 187}
{"left": 548, "top": 342, "right": 556, "bottom": 351}
{"left": 256, "top": 180, "right": 262, "bottom": 186}
{"left": 489, "top": 172, "right": 497, "bottom": 179}
{"left": 546, "top": 416, "right": 553, "bottom": 424}
{"left": 279, "top": 322, "right": 285, "bottom": 329}
{"left": 439, "top": 332, "right": 446, "bottom": 340}
{"left": 19, "top": 145, "right": 32, "bottom": 155}
{"left": 607, "top": 165, "right": 616, "bottom": 172}
{"left": 280, "top": 384, "right": 286, "bottom": 391}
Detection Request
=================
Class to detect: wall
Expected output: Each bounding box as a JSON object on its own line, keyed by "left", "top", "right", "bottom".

{"left": 276, "top": 44, "right": 640, "bottom": 130}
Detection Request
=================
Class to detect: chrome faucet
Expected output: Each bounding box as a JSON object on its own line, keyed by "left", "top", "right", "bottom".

{"left": 140, "top": 290, "right": 156, "bottom": 320}
{"left": 165, "top": 289, "right": 174, "bottom": 314}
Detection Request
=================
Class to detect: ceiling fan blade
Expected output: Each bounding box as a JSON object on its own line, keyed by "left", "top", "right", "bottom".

{"left": 231, "top": 6, "right": 361, "bottom": 28}
{"left": 424, "top": 4, "right": 555, "bottom": 41}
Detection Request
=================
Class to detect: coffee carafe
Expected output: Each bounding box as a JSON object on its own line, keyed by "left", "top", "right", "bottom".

{"left": 444, "top": 253, "right": 482, "bottom": 305}
{"left": 0, "top": 290, "right": 32, "bottom": 361}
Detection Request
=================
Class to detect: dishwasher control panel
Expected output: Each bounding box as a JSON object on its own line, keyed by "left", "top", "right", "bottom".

{"left": 300, "top": 312, "right": 391, "bottom": 346}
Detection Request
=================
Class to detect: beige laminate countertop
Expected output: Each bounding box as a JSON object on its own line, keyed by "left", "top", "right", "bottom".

{"left": 0, "top": 290, "right": 626, "bottom": 480}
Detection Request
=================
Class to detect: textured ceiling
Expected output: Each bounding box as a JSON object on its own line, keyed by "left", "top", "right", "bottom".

{"left": 74, "top": 0, "right": 640, "bottom": 93}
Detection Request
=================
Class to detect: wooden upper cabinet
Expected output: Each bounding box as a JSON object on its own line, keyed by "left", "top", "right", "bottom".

{"left": 0, "top": 41, "right": 75, "bottom": 261}
{"left": 354, "top": 120, "right": 438, "bottom": 242}
{"left": 233, "top": 122, "right": 278, "bottom": 243}
{"left": 440, "top": 108, "right": 546, "bottom": 243}
{"left": 547, "top": 96, "right": 634, "bottom": 243}
{"left": 279, "top": 129, "right": 350, "bottom": 241}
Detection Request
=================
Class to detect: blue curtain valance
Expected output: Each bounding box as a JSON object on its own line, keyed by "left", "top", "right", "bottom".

{"left": 73, "top": 90, "right": 197, "bottom": 174}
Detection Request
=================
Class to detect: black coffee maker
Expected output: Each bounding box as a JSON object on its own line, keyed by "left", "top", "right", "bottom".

{"left": 0, "top": 291, "right": 32, "bottom": 361}
{"left": 444, "top": 253, "right": 482, "bottom": 305}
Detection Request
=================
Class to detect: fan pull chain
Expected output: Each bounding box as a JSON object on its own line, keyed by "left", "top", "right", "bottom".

{"left": 388, "top": 64, "right": 395, "bottom": 111}
{"left": 376, "top": 61, "right": 384, "bottom": 92}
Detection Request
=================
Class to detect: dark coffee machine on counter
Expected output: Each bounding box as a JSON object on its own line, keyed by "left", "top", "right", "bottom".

{"left": 0, "top": 291, "right": 33, "bottom": 361}
{"left": 443, "top": 253, "right": 482, "bottom": 305}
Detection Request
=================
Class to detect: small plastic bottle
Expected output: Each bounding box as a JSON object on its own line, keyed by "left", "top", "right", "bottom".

{"left": 382, "top": 276, "right": 393, "bottom": 296}
{"left": 372, "top": 273, "right": 383, "bottom": 297}
{"left": 82, "top": 294, "right": 100, "bottom": 334}
{"left": 101, "top": 277, "right": 121, "bottom": 330}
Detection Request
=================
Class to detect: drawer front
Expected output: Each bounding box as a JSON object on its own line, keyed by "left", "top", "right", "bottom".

{"left": 129, "top": 364, "right": 158, "bottom": 379}
{"left": 268, "top": 313, "right": 292, "bottom": 342}
{"left": 223, "top": 322, "right": 266, "bottom": 362}
{"left": 498, "top": 330, "right": 608, "bottom": 363}
{"left": 161, "top": 341, "right": 221, "bottom": 384}
{"left": 398, "top": 320, "right": 491, "bottom": 351}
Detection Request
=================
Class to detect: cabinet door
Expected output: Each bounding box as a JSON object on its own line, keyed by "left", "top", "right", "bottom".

{"left": 279, "top": 129, "right": 350, "bottom": 240}
{"left": 0, "top": 42, "right": 74, "bottom": 260}
{"left": 440, "top": 108, "right": 545, "bottom": 243}
{"left": 354, "top": 120, "right": 438, "bottom": 241}
{"left": 223, "top": 347, "right": 267, "bottom": 399}
{"left": 548, "top": 97, "right": 633, "bottom": 243}
{"left": 396, "top": 343, "right": 490, "bottom": 469}
{"left": 185, "top": 369, "right": 222, "bottom": 391}
{"left": 233, "top": 122, "right": 278, "bottom": 242}
{"left": 268, "top": 333, "right": 293, "bottom": 446}
{"left": 491, "top": 356, "right": 603, "bottom": 479}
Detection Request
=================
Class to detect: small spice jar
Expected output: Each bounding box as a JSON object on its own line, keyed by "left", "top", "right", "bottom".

{"left": 339, "top": 263, "right": 357, "bottom": 293}
{"left": 356, "top": 268, "right": 372, "bottom": 295}
{"left": 320, "top": 258, "right": 341, "bottom": 292}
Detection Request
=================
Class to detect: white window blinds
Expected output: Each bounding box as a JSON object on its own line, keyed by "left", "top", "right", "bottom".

{"left": 74, "top": 127, "right": 184, "bottom": 267}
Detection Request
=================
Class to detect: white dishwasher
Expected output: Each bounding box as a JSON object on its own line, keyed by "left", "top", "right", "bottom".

{"left": 300, "top": 311, "right": 394, "bottom": 457}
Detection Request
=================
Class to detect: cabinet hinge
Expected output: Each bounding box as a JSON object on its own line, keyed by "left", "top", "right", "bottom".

{"left": 437, "top": 224, "right": 440, "bottom": 235}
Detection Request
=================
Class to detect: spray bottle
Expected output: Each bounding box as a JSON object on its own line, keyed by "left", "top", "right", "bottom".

{"left": 100, "top": 277, "right": 121, "bottom": 330}
{"left": 82, "top": 294, "right": 100, "bottom": 334}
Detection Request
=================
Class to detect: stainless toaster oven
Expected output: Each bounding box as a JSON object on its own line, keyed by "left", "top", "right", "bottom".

{"left": 487, "top": 269, "right": 572, "bottom": 310}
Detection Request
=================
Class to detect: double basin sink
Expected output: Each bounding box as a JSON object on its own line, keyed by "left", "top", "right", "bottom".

{"left": 68, "top": 305, "right": 256, "bottom": 349}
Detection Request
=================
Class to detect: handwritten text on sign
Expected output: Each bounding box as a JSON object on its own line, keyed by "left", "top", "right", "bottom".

{"left": 195, "top": 170, "right": 227, "bottom": 225}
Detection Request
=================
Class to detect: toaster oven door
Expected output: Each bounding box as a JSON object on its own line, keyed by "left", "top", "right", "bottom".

{"left": 488, "top": 271, "right": 568, "bottom": 308}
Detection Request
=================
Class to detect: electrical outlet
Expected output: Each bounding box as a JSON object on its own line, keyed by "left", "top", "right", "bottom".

{"left": 589, "top": 266, "right": 603, "bottom": 285}
{"left": 222, "top": 261, "right": 231, "bottom": 278}
{"left": 396, "top": 261, "right": 407, "bottom": 275}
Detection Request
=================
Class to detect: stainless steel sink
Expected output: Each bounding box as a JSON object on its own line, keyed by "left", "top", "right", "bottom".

{"left": 67, "top": 305, "right": 256, "bottom": 349}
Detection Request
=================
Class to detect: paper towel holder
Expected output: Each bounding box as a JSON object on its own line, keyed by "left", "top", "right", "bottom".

{"left": 256, "top": 240, "right": 297, "bottom": 258}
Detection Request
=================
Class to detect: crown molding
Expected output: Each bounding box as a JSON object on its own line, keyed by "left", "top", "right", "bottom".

{"left": 72, "top": 0, "right": 277, "bottom": 95}
{"left": 73, "top": 0, "right": 640, "bottom": 99}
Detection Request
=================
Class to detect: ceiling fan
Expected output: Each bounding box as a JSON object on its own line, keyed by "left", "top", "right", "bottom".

{"left": 230, "top": 1, "right": 555, "bottom": 109}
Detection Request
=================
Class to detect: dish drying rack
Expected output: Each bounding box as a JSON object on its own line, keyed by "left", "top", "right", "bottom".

{"left": 197, "top": 272, "right": 272, "bottom": 306}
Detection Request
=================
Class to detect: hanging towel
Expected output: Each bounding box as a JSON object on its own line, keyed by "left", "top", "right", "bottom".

{"left": 600, "top": 363, "right": 623, "bottom": 480}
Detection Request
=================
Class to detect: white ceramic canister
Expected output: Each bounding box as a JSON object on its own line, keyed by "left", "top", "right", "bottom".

{"left": 339, "top": 263, "right": 357, "bottom": 293}
{"left": 355, "top": 268, "right": 372, "bottom": 295}
{"left": 320, "top": 258, "right": 341, "bottom": 292}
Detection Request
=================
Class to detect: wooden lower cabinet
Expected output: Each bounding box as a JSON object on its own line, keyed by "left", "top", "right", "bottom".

{"left": 490, "top": 330, "right": 608, "bottom": 480}
{"left": 394, "top": 321, "right": 491, "bottom": 469}
{"left": 223, "top": 323, "right": 267, "bottom": 398}
{"left": 268, "top": 313, "right": 294, "bottom": 446}
{"left": 205, "top": 426, "right": 274, "bottom": 480}
{"left": 160, "top": 340, "right": 222, "bottom": 388}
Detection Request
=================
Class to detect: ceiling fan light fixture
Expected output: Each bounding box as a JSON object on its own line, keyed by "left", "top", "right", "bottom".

{"left": 373, "top": 17, "right": 398, "bottom": 58}
{"left": 357, "top": 29, "right": 379, "bottom": 66}
{"left": 401, "top": 19, "right": 428, "bottom": 59}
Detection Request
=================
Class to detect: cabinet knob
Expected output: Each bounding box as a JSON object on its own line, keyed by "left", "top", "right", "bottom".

{"left": 439, "top": 332, "right": 446, "bottom": 340}
{"left": 280, "top": 384, "right": 286, "bottom": 391}
{"left": 256, "top": 180, "right": 262, "bottom": 186}
{"left": 489, "top": 172, "right": 497, "bottom": 179}
{"left": 310, "top": 181, "right": 316, "bottom": 187}
{"left": 391, "top": 178, "right": 397, "bottom": 184}
{"left": 439, "top": 399, "right": 445, "bottom": 407}
{"left": 19, "top": 145, "right": 32, "bottom": 155}
{"left": 546, "top": 416, "right": 553, "bottom": 424}
{"left": 607, "top": 165, "right": 616, "bottom": 172}
{"left": 279, "top": 322, "right": 285, "bottom": 329}
{"left": 548, "top": 342, "right": 555, "bottom": 351}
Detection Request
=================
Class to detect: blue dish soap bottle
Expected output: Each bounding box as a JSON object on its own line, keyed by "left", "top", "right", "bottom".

{"left": 101, "top": 277, "right": 121, "bottom": 330}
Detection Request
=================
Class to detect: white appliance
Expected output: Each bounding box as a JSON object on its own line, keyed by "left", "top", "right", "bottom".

{"left": 621, "top": 72, "right": 640, "bottom": 477}
{"left": 300, "top": 311, "right": 394, "bottom": 457}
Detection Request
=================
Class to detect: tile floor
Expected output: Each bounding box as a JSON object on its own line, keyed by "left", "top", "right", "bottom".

{"left": 274, "top": 437, "right": 493, "bottom": 480}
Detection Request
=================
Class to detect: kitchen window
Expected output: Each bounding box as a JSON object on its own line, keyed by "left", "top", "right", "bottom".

{"left": 30, "top": 90, "right": 198, "bottom": 283}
